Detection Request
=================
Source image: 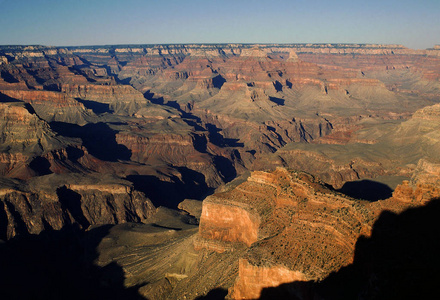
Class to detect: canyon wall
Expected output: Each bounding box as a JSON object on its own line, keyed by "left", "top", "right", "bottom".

{"left": 0, "top": 174, "right": 155, "bottom": 240}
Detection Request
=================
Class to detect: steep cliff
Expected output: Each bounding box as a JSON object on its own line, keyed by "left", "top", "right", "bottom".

{"left": 0, "top": 101, "right": 84, "bottom": 178}
{"left": 0, "top": 173, "right": 155, "bottom": 240}
{"left": 0, "top": 89, "right": 92, "bottom": 124}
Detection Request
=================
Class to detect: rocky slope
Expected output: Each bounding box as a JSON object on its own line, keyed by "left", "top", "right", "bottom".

{"left": 255, "top": 102, "right": 440, "bottom": 190}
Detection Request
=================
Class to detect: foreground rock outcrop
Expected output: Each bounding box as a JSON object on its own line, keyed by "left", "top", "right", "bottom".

{"left": 195, "top": 167, "right": 427, "bottom": 299}
{"left": 56, "top": 165, "right": 437, "bottom": 300}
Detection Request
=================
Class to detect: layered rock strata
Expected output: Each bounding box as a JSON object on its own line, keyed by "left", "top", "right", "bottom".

{"left": 0, "top": 174, "right": 155, "bottom": 240}
{"left": 196, "top": 167, "right": 422, "bottom": 298}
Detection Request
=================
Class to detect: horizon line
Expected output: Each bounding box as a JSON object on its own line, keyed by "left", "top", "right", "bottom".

{"left": 0, "top": 42, "right": 439, "bottom": 50}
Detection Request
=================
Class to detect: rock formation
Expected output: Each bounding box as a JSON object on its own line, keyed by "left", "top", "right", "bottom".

{"left": 75, "top": 165, "right": 433, "bottom": 299}
{"left": 0, "top": 174, "right": 155, "bottom": 240}
{"left": 195, "top": 167, "right": 428, "bottom": 299}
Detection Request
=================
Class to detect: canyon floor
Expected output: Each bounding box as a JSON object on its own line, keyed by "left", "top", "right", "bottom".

{"left": 0, "top": 43, "right": 440, "bottom": 299}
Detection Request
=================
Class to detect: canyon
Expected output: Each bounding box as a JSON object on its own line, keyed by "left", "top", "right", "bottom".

{"left": 0, "top": 43, "right": 440, "bottom": 299}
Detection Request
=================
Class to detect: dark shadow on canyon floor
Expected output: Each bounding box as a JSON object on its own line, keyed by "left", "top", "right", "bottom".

{"left": 50, "top": 121, "right": 132, "bottom": 161}
{"left": 259, "top": 198, "right": 440, "bottom": 300}
{"left": 337, "top": 179, "right": 393, "bottom": 201}
{"left": 195, "top": 287, "right": 228, "bottom": 300}
{"left": 0, "top": 92, "right": 22, "bottom": 102}
{"left": 76, "top": 98, "right": 113, "bottom": 114}
{"left": 269, "top": 96, "right": 285, "bottom": 106}
{"left": 126, "top": 167, "right": 214, "bottom": 209}
{"left": 29, "top": 156, "right": 53, "bottom": 176}
{"left": 0, "top": 225, "right": 146, "bottom": 300}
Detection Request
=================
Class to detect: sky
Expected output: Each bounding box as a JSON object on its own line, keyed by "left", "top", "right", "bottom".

{"left": 0, "top": 0, "right": 439, "bottom": 49}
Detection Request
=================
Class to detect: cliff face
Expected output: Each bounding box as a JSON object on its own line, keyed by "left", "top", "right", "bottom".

{"left": 0, "top": 89, "right": 92, "bottom": 124}
{"left": 254, "top": 101, "right": 440, "bottom": 189}
{"left": 18, "top": 163, "right": 428, "bottom": 300}
{"left": 1, "top": 43, "right": 438, "bottom": 168}
{"left": 0, "top": 174, "right": 155, "bottom": 240}
{"left": 0, "top": 42, "right": 438, "bottom": 219}
{"left": 0, "top": 102, "right": 57, "bottom": 149}
{"left": 108, "top": 43, "right": 440, "bottom": 180}
{"left": 199, "top": 199, "right": 260, "bottom": 247}
{"left": 232, "top": 259, "right": 306, "bottom": 299}
{"left": 0, "top": 101, "right": 80, "bottom": 178}
{"left": 61, "top": 83, "right": 148, "bottom": 116}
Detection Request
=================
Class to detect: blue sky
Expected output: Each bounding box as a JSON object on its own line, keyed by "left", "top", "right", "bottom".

{"left": 0, "top": 0, "right": 439, "bottom": 49}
